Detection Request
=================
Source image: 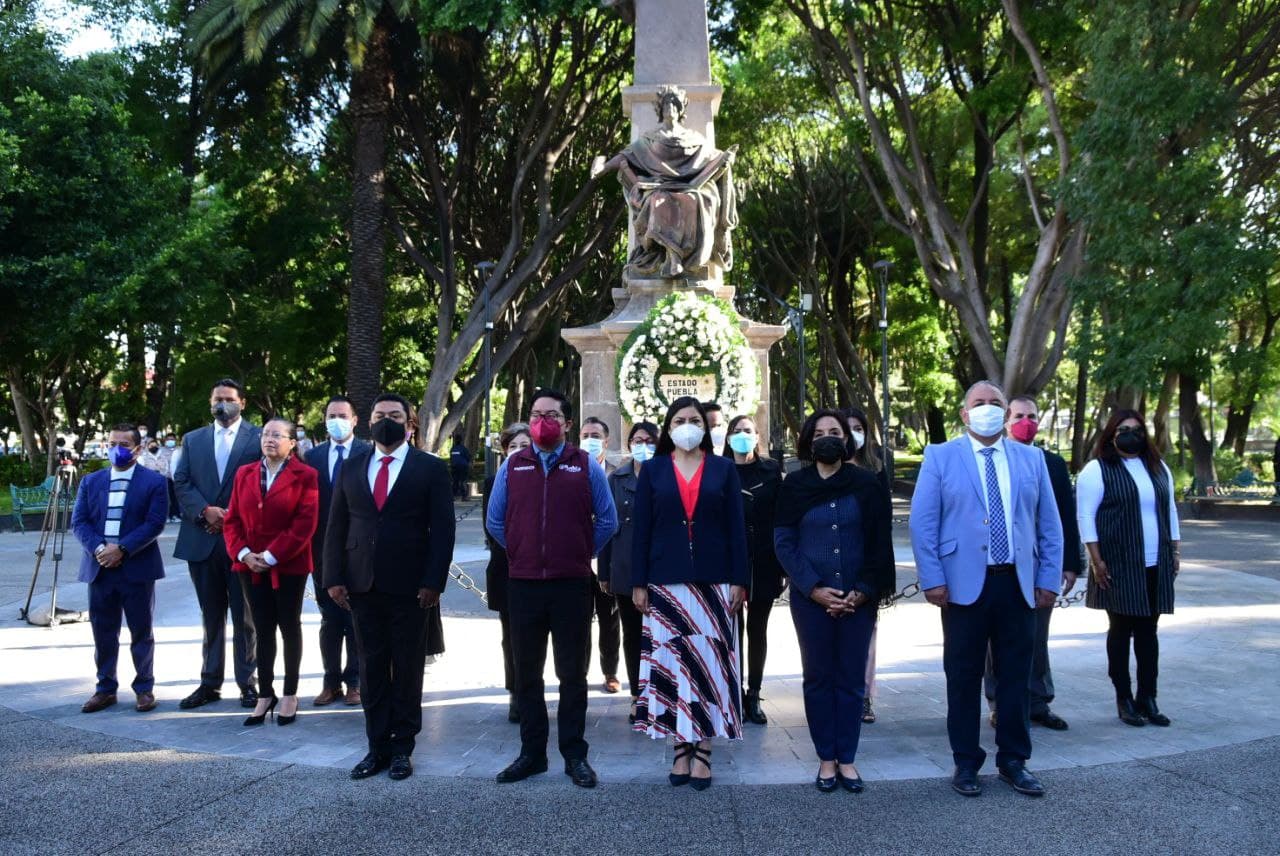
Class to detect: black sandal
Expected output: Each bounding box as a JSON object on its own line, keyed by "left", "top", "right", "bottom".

{"left": 690, "top": 745, "right": 713, "bottom": 791}
{"left": 669, "top": 742, "right": 694, "bottom": 786}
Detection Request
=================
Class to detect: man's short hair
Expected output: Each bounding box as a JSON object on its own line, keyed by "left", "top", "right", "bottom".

{"left": 1008, "top": 395, "right": 1038, "bottom": 411}
{"left": 325, "top": 395, "right": 354, "bottom": 412}
{"left": 110, "top": 422, "right": 142, "bottom": 447}
{"left": 581, "top": 416, "right": 610, "bottom": 437}
{"left": 703, "top": 401, "right": 723, "bottom": 414}
{"left": 529, "top": 387, "right": 572, "bottom": 421}
{"left": 962, "top": 379, "right": 1007, "bottom": 407}
{"left": 211, "top": 378, "right": 246, "bottom": 399}
{"left": 372, "top": 393, "right": 415, "bottom": 420}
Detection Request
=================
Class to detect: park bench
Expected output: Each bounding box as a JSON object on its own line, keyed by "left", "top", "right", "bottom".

{"left": 9, "top": 476, "right": 76, "bottom": 533}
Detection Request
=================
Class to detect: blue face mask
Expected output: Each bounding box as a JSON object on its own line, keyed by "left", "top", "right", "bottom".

{"left": 728, "top": 433, "right": 755, "bottom": 455}
{"left": 582, "top": 437, "right": 605, "bottom": 458}
{"left": 630, "top": 443, "right": 656, "bottom": 463}
{"left": 110, "top": 445, "right": 135, "bottom": 468}
{"left": 326, "top": 418, "right": 353, "bottom": 441}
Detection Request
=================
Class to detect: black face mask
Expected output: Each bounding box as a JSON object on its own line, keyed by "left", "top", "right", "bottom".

{"left": 812, "top": 436, "right": 848, "bottom": 465}
{"left": 1115, "top": 430, "right": 1147, "bottom": 455}
{"left": 370, "top": 418, "right": 407, "bottom": 447}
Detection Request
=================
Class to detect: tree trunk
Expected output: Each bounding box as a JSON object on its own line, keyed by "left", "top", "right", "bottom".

{"left": 925, "top": 403, "right": 948, "bottom": 446}
{"left": 1069, "top": 333, "right": 1090, "bottom": 472}
{"left": 7, "top": 371, "right": 41, "bottom": 464}
{"left": 1178, "top": 371, "right": 1218, "bottom": 493}
{"left": 1152, "top": 368, "right": 1178, "bottom": 455}
{"left": 344, "top": 19, "right": 394, "bottom": 434}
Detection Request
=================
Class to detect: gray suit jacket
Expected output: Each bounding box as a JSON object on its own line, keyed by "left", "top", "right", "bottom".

{"left": 173, "top": 421, "right": 262, "bottom": 562}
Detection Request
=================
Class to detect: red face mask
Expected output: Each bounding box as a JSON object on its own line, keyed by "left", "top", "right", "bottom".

{"left": 1009, "top": 418, "right": 1039, "bottom": 444}
{"left": 530, "top": 417, "right": 563, "bottom": 448}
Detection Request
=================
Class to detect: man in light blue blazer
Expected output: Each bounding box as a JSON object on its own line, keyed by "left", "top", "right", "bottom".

{"left": 910, "top": 380, "right": 1063, "bottom": 798}
{"left": 72, "top": 424, "right": 169, "bottom": 714}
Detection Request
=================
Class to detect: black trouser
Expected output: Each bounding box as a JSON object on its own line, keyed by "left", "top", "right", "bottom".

{"left": 508, "top": 577, "right": 593, "bottom": 761}
{"left": 738, "top": 597, "right": 775, "bottom": 696}
{"left": 313, "top": 565, "right": 358, "bottom": 691}
{"left": 615, "top": 593, "right": 644, "bottom": 698}
{"left": 941, "top": 571, "right": 1035, "bottom": 771}
{"left": 591, "top": 575, "right": 620, "bottom": 678}
{"left": 985, "top": 604, "right": 1055, "bottom": 716}
{"left": 1106, "top": 565, "right": 1161, "bottom": 701}
{"left": 498, "top": 610, "right": 515, "bottom": 693}
{"left": 350, "top": 591, "right": 429, "bottom": 758}
{"left": 188, "top": 549, "right": 256, "bottom": 693}
{"left": 166, "top": 481, "right": 179, "bottom": 518}
{"left": 240, "top": 574, "right": 306, "bottom": 697}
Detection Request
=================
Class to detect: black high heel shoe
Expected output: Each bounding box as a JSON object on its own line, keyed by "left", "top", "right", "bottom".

{"left": 669, "top": 742, "right": 694, "bottom": 786}
{"left": 815, "top": 768, "right": 838, "bottom": 793}
{"left": 689, "top": 745, "right": 713, "bottom": 791}
{"left": 243, "top": 695, "right": 278, "bottom": 727}
{"left": 1116, "top": 697, "right": 1147, "bottom": 727}
{"left": 277, "top": 696, "right": 299, "bottom": 726}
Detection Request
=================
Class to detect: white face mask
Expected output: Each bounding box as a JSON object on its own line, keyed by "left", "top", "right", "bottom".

{"left": 630, "top": 443, "right": 656, "bottom": 463}
{"left": 582, "top": 437, "right": 605, "bottom": 458}
{"left": 709, "top": 425, "right": 728, "bottom": 450}
{"left": 850, "top": 430, "right": 866, "bottom": 450}
{"left": 966, "top": 404, "right": 1007, "bottom": 438}
{"left": 326, "top": 417, "right": 353, "bottom": 441}
{"left": 670, "top": 423, "right": 705, "bottom": 452}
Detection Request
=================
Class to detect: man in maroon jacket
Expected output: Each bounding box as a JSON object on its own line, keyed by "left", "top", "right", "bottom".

{"left": 485, "top": 388, "right": 618, "bottom": 788}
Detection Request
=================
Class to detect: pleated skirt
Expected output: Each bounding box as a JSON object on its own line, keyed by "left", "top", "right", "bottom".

{"left": 634, "top": 582, "right": 743, "bottom": 742}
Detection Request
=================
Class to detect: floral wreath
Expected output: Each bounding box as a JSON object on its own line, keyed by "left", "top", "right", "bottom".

{"left": 616, "top": 292, "right": 761, "bottom": 424}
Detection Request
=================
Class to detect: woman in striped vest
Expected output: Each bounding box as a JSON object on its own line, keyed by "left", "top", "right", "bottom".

{"left": 1077, "top": 410, "right": 1181, "bottom": 727}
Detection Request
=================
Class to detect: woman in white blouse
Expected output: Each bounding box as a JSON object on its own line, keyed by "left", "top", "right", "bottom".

{"left": 1076, "top": 410, "right": 1180, "bottom": 728}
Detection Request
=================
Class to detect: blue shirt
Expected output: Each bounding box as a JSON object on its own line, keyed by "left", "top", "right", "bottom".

{"left": 773, "top": 493, "right": 872, "bottom": 598}
{"left": 485, "top": 442, "right": 617, "bottom": 556}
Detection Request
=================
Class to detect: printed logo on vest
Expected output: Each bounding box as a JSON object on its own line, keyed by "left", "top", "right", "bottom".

{"left": 512, "top": 465, "right": 536, "bottom": 471}
{"left": 559, "top": 464, "right": 582, "bottom": 473}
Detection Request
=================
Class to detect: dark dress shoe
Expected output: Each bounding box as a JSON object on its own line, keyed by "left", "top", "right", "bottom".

{"left": 496, "top": 754, "right": 548, "bottom": 783}
{"left": 179, "top": 686, "right": 220, "bottom": 710}
{"left": 951, "top": 767, "right": 982, "bottom": 796}
{"left": 744, "top": 693, "right": 768, "bottom": 725}
{"left": 862, "top": 697, "right": 876, "bottom": 724}
{"left": 838, "top": 771, "right": 865, "bottom": 793}
{"left": 239, "top": 688, "right": 259, "bottom": 709}
{"left": 81, "top": 692, "right": 117, "bottom": 714}
{"left": 507, "top": 696, "right": 520, "bottom": 723}
{"left": 998, "top": 763, "right": 1045, "bottom": 796}
{"left": 1136, "top": 697, "right": 1171, "bottom": 727}
{"left": 350, "top": 752, "right": 390, "bottom": 780}
{"left": 603, "top": 675, "right": 621, "bottom": 694}
{"left": 1117, "top": 697, "right": 1147, "bottom": 727}
{"left": 343, "top": 687, "right": 361, "bottom": 706}
{"left": 814, "top": 774, "right": 838, "bottom": 793}
{"left": 135, "top": 692, "right": 157, "bottom": 712}
{"left": 565, "top": 758, "right": 598, "bottom": 789}
{"left": 1031, "top": 710, "right": 1069, "bottom": 730}
{"left": 312, "top": 687, "right": 342, "bottom": 706}
{"left": 388, "top": 755, "right": 413, "bottom": 780}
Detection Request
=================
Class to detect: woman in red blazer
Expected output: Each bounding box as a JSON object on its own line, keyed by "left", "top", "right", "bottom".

{"left": 224, "top": 417, "right": 320, "bottom": 727}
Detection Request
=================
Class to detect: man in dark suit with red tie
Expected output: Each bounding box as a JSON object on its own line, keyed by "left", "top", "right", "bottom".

{"left": 324, "top": 393, "right": 455, "bottom": 781}
{"left": 304, "top": 395, "right": 368, "bottom": 707}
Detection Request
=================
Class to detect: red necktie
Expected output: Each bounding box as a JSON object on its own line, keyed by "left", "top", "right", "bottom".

{"left": 373, "top": 455, "right": 394, "bottom": 510}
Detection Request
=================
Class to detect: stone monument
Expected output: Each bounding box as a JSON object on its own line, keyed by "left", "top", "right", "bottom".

{"left": 562, "top": 0, "right": 786, "bottom": 449}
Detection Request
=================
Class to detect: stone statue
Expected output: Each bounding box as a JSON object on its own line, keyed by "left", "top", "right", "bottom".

{"left": 592, "top": 85, "right": 738, "bottom": 280}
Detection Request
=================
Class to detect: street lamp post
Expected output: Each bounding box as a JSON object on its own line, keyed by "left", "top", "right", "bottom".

{"left": 475, "top": 261, "right": 496, "bottom": 483}
{"left": 791, "top": 293, "right": 813, "bottom": 427}
{"left": 873, "top": 260, "right": 893, "bottom": 481}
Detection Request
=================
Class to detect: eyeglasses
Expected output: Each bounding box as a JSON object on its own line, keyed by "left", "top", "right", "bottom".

{"left": 262, "top": 432, "right": 293, "bottom": 440}
{"left": 530, "top": 411, "right": 564, "bottom": 421}
{"left": 1116, "top": 426, "right": 1144, "bottom": 435}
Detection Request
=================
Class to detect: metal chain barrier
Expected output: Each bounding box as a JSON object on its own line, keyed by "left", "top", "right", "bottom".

{"left": 1055, "top": 588, "right": 1087, "bottom": 609}
{"left": 447, "top": 562, "right": 488, "bottom": 606}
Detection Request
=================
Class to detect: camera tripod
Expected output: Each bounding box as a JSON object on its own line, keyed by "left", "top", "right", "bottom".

{"left": 19, "top": 463, "right": 88, "bottom": 627}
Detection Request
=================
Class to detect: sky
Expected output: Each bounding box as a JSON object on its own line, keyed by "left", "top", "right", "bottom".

{"left": 36, "top": 0, "right": 141, "bottom": 57}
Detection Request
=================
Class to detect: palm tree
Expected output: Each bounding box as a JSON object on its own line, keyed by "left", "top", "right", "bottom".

{"left": 189, "top": 0, "right": 413, "bottom": 426}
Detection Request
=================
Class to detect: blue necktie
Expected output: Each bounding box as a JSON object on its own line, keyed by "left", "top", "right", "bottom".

{"left": 333, "top": 444, "right": 345, "bottom": 485}
{"left": 980, "top": 447, "right": 1010, "bottom": 564}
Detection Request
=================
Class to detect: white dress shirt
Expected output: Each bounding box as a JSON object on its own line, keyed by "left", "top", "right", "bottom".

{"left": 1076, "top": 458, "right": 1180, "bottom": 565}
{"left": 367, "top": 441, "right": 410, "bottom": 497}
{"left": 328, "top": 438, "right": 355, "bottom": 481}
{"left": 967, "top": 433, "right": 1015, "bottom": 559}
{"left": 213, "top": 417, "right": 244, "bottom": 481}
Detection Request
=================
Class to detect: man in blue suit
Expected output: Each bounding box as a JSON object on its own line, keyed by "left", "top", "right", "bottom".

{"left": 72, "top": 424, "right": 170, "bottom": 713}
{"left": 910, "top": 380, "right": 1063, "bottom": 798}
{"left": 173, "top": 378, "right": 261, "bottom": 709}
{"left": 305, "top": 395, "right": 369, "bottom": 706}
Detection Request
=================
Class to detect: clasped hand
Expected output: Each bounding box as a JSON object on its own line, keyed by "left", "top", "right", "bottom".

{"left": 812, "top": 586, "right": 866, "bottom": 618}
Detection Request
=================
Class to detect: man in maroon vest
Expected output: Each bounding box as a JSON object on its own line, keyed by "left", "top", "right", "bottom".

{"left": 485, "top": 388, "right": 618, "bottom": 788}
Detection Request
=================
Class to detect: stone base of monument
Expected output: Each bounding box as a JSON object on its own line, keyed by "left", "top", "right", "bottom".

{"left": 563, "top": 272, "right": 786, "bottom": 452}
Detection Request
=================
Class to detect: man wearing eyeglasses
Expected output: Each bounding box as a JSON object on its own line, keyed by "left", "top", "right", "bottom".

{"left": 486, "top": 388, "right": 618, "bottom": 788}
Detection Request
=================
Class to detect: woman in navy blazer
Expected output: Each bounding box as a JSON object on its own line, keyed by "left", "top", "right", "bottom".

{"left": 631, "top": 396, "right": 748, "bottom": 791}
{"left": 223, "top": 417, "right": 319, "bottom": 727}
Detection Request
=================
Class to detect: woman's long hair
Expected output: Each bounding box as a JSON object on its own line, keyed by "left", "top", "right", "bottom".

{"left": 719, "top": 413, "right": 761, "bottom": 459}
{"left": 1093, "top": 409, "right": 1163, "bottom": 473}
{"left": 655, "top": 396, "right": 714, "bottom": 456}
{"left": 843, "top": 407, "right": 882, "bottom": 473}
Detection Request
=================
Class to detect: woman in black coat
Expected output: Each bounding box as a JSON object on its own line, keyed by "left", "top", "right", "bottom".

{"left": 722, "top": 414, "right": 785, "bottom": 725}
{"left": 483, "top": 423, "right": 531, "bottom": 723}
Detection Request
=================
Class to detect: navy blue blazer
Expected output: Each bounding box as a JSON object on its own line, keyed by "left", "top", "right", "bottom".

{"left": 305, "top": 438, "right": 370, "bottom": 560}
{"left": 631, "top": 453, "right": 749, "bottom": 589}
{"left": 71, "top": 465, "right": 169, "bottom": 584}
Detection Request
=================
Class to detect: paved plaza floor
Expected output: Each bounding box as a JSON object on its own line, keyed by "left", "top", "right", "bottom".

{"left": 1, "top": 506, "right": 1277, "bottom": 853}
